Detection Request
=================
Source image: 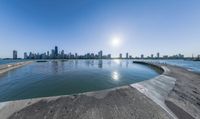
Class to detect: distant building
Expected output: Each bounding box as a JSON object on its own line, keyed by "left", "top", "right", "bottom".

{"left": 126, "top": 53, "right": 129, "bottom": 59}
{"left": 61, "top": 50, "right": 64, "bottom": 59}
{"left": 98, "top": 50, "right": 103, "bottom": 59}
{"left": 163, "top": 55, "right": 168, "bottom": 59}
{"left": 157, "top": 52, "right": 160, "bottom": 59}
{"left": 107, "top": 54, "right": 111, "bottom": 59}
{"left": 13, "top": 50, "right": 17, "bottom": 59}
{"left": 198, "top": 55, "right": 200, "bottom": 60}
{"left": 178, "top": 54, "right": 184, "bottom": 59}
{"left": 75, "top": 53, "right": 78, "bottom": 59}
{"left": 47, "top": 51, "right": 50, "bottom": 58}
{"left": 151, "top": 54, "right": 154, "bottom": 58}
{"left": 51, "top": 49, "right": 55, "bottom": 59}
{"left": 55, "top": 46, "right": 58, "bottom": 58}
{"left": 91, "top": 53, "right": 95, "bottom": 59}
{"left": 141, "top": 54, "right": 144, "bottom": 59}
{"left": 24, "top": 52, "right": 28, "bottom": 59}
{"left": 119, "top": 53, "right": 122, "bottom": 59}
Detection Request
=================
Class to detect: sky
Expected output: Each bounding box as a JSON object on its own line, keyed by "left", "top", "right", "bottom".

{"left": 0, "top": 0, "right": 200, "bottom": 58}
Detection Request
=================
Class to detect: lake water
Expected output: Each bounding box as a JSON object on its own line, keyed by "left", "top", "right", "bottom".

{"left": 0, "top": 59, "right": 23, "bottom": 65}
{"left": 0, "top": 59, "right": 159, "bottom": 102}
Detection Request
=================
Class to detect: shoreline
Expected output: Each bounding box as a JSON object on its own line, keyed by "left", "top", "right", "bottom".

{"left": 0, "top": 61, "right": 33, "bottom": 75}
{"left": 0, "top": 61, "right": 199, "bottom": 119}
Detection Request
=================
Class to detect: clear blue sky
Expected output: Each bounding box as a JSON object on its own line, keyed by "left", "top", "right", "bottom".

{"left": 0, "top": 0, "right": 200, "bottom": 58}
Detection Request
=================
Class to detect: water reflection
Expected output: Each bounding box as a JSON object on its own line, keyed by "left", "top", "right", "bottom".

{"left": 112, "top": 71, "right": 119, "bottom": 81}
{"left": 113, "top": 59, "right": 120, "bottom": 64}
{"left": 98, "top": 60, "right": 103, "bottom": 68}
{"left": 75, "top": 60, "right": 78, "bottom": 68}
{"left": 51, "top": 61, "right": 59, "bottom": 73}
{"left": 85, "top": 60, "right": 90, "bottom": 67}
{"left": 107, "top": 60, "right": 111, "bottom": 66}
{"left": 126, "top": 61, "right": 129, "bottom": 68}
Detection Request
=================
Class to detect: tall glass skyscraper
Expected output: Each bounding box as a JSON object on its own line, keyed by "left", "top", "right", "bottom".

{"left": 55, "top": 46, "right": 58, "bottom": 58}
{"left": 13, "top": 50, "right": 17, "bottom": 59}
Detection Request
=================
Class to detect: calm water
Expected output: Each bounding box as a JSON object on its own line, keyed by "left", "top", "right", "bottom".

{"left": 0, "top": 59, "right": 159, "bottom": 102}
{"left": 0, "top": 59, "right": 23, "bottom": 65}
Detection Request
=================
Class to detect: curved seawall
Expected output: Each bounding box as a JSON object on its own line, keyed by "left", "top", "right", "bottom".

{"left": 0, "top": 61, "right": 200, "bottom": 119}
{"left": 132, "top": 61, "right": 199, "bottom": 119}
{"left": 0, "top": 61, "right": 32, "bottom": 75}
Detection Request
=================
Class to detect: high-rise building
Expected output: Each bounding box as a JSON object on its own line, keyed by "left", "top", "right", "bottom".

{"left": 108, "top": 54, "right": 111, "bottom": 59}
{"left": 75, "top": 53, "right": 78, "bottom": 59}
{"left": 157, "top": 52, "right": 160, "bottom": 59}
{"left": 24, "top": 52, "right": 28, "bottom": 59}
{"left": 69, "top": 52, "right": 72, "bottom": 59}
{"left": 51, "top": 49, "right": 55, "bottom": 59}
{"left": 126, "top": 53, "right": 129, "bottom": 59}
{"left": 55, "top": 46, "right": 58, "bottom": 58}
{"left": 61, "top": 50, "right": 64, "bottom": 59}
{"left": 151, "top": 54, "right": 154, "bottom": 58}
{"left": 13, "top": 50, "right": 17, "bottom": 59}
{"left": 119, "top": 53, "right": 122, "bottom": 59}
{"left": 98, "top": 50, "right": 103, "bottom": 59}
{"left": 141, "top": 54, "right": 144, "bottom": 59}
{"left": 47, "top": 51, "right": 50, "bottom": 57}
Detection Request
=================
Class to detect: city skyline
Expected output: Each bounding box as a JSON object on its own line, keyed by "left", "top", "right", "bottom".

{"left": 1, "top": 0, "right": 200, "bottom": 58}
{"left": 9, "top": 46, "right": 197, "bottom": 60}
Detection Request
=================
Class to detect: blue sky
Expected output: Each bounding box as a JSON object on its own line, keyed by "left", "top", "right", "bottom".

{"left": 0, "top": 0, "right": 200, "bottom": 58}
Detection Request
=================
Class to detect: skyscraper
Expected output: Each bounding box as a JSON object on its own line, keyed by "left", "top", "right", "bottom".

{"left": 55, "top": 46, "right": 58, "bottom": 58}
{"left": 157, "top": 52, "right": 160, "bottom": 59}
{"left": 51, "top": 49, "right": 55, "bottom": 59}
{"left": 126, "top": 53, "right": 129, "bottom": 59}
{"left": 61, "top": 50, "right": 64, "bottom": 59}
{"left": 24, "top": 52, "right": 28, "bottom": 59}
{"left": 141, "top": 54, "right": 144, "bottom": 59}
{"left": 75, "top": 53, "right": 78, "bottom": 59}
{"left": 13, "top": 50, "right": 17, "bottom": 59}
{"left": 98, "top": 50, "right": 103, "bottom": 59}
{"left": 151, "top": 54, "right": 154, "bottom": 58}
{"left": 119, "top": 53, "right": 122, "bottom": 59}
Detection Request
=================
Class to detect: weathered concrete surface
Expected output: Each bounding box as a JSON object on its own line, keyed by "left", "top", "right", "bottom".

{"left": 0, "top": 61, "right": 32, "bottom": 75}
{"left": 132, "top": 61, "right": 200, "bottom": 119}
{"left": 0, "top": 61, "right": 200, "bottom": 119}
{"left": 5, "top": 86, "right": 172, "bottom": 119}
{"left": 164, "top": 65, "right": 200, "bottom": 119}
{"left": 131, "top": 75, "right": 177, "bottom": 118}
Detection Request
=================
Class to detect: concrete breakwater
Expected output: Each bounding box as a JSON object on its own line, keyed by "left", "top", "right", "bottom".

{"left": 0, "top": 61, "right": 199, "bottom": 119}
{"left": 0, "top": 61, "right": 32, "bottom": 75}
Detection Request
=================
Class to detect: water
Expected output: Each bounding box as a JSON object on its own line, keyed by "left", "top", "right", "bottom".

{"left": 0, "top": 59, "right": 23, "bottom": 65}
{"left": 0, "top": 59, "right": 159, "bottom": 102}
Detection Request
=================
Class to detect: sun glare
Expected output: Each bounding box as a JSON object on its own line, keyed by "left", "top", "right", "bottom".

{"left": 111, "top": 37, "right": 121, "bottom": 47}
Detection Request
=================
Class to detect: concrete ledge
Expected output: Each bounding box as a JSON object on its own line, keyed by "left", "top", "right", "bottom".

{"left": 132, "top": 61, "right": 200, "bottom": 119}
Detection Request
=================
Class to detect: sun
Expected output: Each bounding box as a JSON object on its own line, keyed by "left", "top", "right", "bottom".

{"left": 111, "top": 37, "right": 121, "bottom": 47}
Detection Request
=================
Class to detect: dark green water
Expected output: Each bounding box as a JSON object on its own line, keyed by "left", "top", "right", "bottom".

{"left": 0, "top": 59, "right": 159, "bottom": 102}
